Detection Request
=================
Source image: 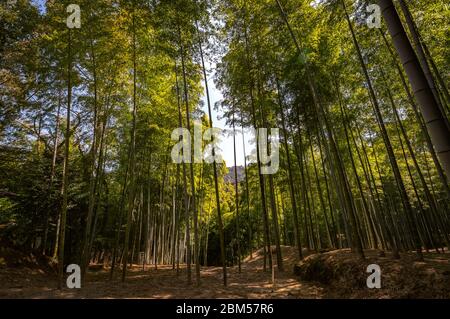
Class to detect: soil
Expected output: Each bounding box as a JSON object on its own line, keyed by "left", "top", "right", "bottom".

{"left": 1, "top": 245, "right": 449, "bottom": 299}
{"left": 294, "top": 248, "right": 450, "bottom": 298}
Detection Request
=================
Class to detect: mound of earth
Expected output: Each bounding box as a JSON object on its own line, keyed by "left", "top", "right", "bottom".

{"left": 0, "top": 239, "right": 55, "bottom": 272}
{"left": 0, "top": 239, "right": 57, "bottom": 297}
{"left": 243, "top": 245, "right": 306, "bottom": 272}
{"left": 293, "top": 249, "right": 450, "bottom": 298}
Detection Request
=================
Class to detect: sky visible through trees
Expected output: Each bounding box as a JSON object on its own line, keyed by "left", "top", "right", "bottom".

{"left": 0, "top": 0, "right": 449, "bottom": 300}
{"left": 33, "top": 0, "right": 252, "bottom": 167}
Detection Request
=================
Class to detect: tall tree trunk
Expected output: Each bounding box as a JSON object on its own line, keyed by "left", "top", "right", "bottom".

{"left": 122, "top": 7, "right": 138, "bottom": 281}
{"left": 339, "top": 97, "right": 387, "bottom": 253}
{"left": 256, "top": 80, "right": 283, "bottom": 271}
{"left": 379, "top": 29, "right": 450, "bottom": 199}
{"left": 172, "top": 165, "right": 180, "bottom": 270}
{"left": 379, "top": 0, "right": 450, "bottom": 178}
{"left": 177, "top": 26, "right": 193, "bottom": 285}
{"left": 291, "top": 117, "right": 312, "bottom": 251}
{"left": 81, "top": 37, "right": 101, "bottom": 280}
{"left": 422, "top": 43, "right": 450, "bottom": 109}
{"left": 174, "top": 60, "right": 190, "bottom": 279}
{"left": 304, "top": 127, "right": 320, "bottom": 250}
{"left": 317, "top": 127, "right": 338, "bottom": 249}
{"left": 308, "top": 123, "right": 335, "bottom": 249}
{"left": 275, "top": 0, "right": 365, "bottom": 259}
{"left": 232, "top": 112, "right": 242, "bottom": 272}
{"left": 195, "top": 21, "right": 226, "bottom": 286}
{"left": 58, "top": 29, "right": 72, "bottom": 289}
{"left": 343, "top": 0, "right": 422, "bottom": 259}
{"left": 242, "top": 10, "right": 273, "bottom": 271}
{"left": 109, "top": 149, "right": 130, "bottom": 279}
{"left": 276, "top": 79, "right": 303, "bottom": 259}
{"left": 241, "top": 115, "right": 253, "bottom": 259}
{"left": 397, "top": 0, "right": 448, "bottom": 116}
{"left": 44, "top": 92, "right": 61, "bottom": 256}
{"left": 382, "top": 70, "right": 450, "bottom": 249}
{"left": 336, "top": 79, "right": 379, "bottom": 250}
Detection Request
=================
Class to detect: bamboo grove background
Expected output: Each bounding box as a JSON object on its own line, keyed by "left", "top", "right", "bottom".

{"left": 0, "top": 0, "right": 449, "bottom": 287}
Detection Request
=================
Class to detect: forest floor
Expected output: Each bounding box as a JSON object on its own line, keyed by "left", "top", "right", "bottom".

{"left": 1, "top": 246, "right": 449, "bottom": 299}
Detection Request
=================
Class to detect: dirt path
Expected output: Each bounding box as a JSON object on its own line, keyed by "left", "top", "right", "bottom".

{"left": 2, "top": 246, "right": 448, "bottom": 299}
{"left": 0, "top": 247, "right": 324, "bottom": 299}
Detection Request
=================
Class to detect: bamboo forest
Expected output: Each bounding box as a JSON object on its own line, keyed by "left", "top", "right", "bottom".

{"left": 1, "top": 0, "right": 449, "bottom": 300}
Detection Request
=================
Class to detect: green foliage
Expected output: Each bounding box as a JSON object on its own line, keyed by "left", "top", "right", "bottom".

{"left": 0, "top": 0, "right": 449, "bottom": 270}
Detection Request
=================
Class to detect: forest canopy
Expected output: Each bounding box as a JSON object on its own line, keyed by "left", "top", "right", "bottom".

{"left": 0, "top": 0, "right": 449, "bottom": 293}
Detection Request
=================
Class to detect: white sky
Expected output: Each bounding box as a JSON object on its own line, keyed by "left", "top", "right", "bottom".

{"left": 200, "top": 66, "right": 253, "bottom": 167}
